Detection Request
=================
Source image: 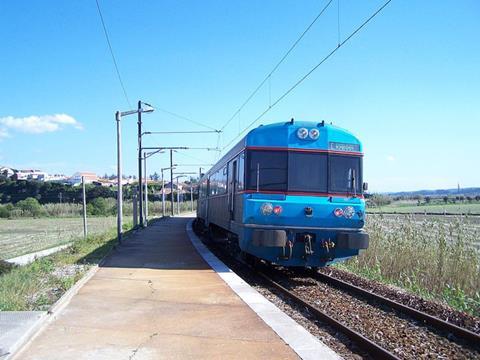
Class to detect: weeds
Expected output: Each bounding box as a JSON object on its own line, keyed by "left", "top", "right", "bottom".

{"left": 0, "top": 226, "right": 128, "bottom": 311}
{"left": 340, "top": 214, "right": 480, "bottom": 316}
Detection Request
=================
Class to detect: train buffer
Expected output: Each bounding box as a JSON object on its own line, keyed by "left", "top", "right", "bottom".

{"left": 12, "top": 216, "right": 339, "bottom": 360}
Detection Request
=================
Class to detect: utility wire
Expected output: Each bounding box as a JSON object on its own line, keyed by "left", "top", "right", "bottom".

{"left": 95, "top": 0, "right": 131, "bottom": 108}
{"left": 175, "top": 150, "right": 213, "bottom": 165}
{"left": 219, "top": 0, "right": 334, "bottom": 132}
{"left": 156, "top": 107, "right": 220, "bottom": 132}
{"left": 222, "top": 0, "right": 392, "bottom": 150}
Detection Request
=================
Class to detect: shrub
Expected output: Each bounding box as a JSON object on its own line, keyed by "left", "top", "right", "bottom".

{"left": 87, "top": 198, "right": 113, "bottom": 216}
{"left": 16, "top": 197, "right": 45, "bottom": 217}
{"left": 0, "top": 205, "right": 10, "bottom": 218}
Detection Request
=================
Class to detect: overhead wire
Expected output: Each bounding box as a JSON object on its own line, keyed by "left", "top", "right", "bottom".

{"left": 95, "top": 0, "right": 132, "bottom": 108}
{"left": 156, "top": 107, "right": 220, "bottom": 132}
{"left": 219, "top": 0, "right": 335, "bottom": 132}
{"left": 222, "top": 0, "right": 393, "bottom": 150}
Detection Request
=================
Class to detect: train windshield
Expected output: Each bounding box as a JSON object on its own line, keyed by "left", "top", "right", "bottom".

{"left": 246, "top": 150, "right": 362, "bottom": 194}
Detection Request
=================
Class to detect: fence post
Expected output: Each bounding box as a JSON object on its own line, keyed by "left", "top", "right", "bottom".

{"left": 82, "top": 176, "right": 88, "bottom": 239}
{"left": 190, "top": 184, "right": 193, "bottom": 212}
{"left": 133, "top": 188, "right": 138, "bottom": 227}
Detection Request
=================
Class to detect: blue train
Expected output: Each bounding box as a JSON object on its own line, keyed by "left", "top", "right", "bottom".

{"left": 195, "top": 120, "right": 369, "bottom": 268}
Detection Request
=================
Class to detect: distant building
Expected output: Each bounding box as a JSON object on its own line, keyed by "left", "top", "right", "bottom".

{"left": 0, "top": 166, "right": 15, "bottom": 179}
{"left": 13, "top": 169, "right": 46, "bottom": 181}
{"left": 68, "top": 172, "right": 98, "bottom": 185}
{"left": 45, "top": 174, "right": 68, "bottom": 183}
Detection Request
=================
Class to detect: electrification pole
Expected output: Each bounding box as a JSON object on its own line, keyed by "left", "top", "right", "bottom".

{"left": 137, "top": 100, "right": 143, "bottom": 226}
{"left": 144, "top": 151, "right": 148, "bottom": 225}
{"left": 170, "top": 149, "right": 174, "bottom": 216}
{"left": 82, "top": 176, "right": 88, "bottom": 239}
{"left": 115, "top": 111, "right": 123, "bottom": 243}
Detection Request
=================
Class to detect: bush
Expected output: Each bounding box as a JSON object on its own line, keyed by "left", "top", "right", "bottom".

{"left": 0, "top": 205, "right": 10, "bottom": 218}
{"left": 16, "top": 197, "right": 45, "bottom": 217}
{"left": 0, "top": 260, "right": 16, "bottom": 275}
{"left": 87, "top": 198, "right": 113, "bottom": 216}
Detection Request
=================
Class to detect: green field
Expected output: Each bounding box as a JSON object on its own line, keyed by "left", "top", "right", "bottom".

{"left": 0, "top": 217, "right": 116, "bottom": 260}
{"left": 368, "top": 202, "right": 480, "bottom": 215}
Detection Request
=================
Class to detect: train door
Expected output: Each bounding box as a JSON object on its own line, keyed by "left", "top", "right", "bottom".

{"left": 228, "top": 159, "right": 237, "bottom": 223}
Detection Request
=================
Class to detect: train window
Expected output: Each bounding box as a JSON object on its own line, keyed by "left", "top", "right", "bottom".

{"left": 237, "top": 152, "right": 245, "bottom": 191}
{"left": 247, "top": 150, "right": 288, "bottom": 191}
{"left": 218, "top": 167, "right": 227, "bottom": 195}
{"left": 209, "top": 168, "right": 227, "bottom": 196}
{"left": 329, "top": 155, "right": 362, "bottom": 194}
{"left": 288, "top": 152, "right": 327, "bottom": 192}
{"left": 210, "top": 174, "right": 216, "bottom": 196}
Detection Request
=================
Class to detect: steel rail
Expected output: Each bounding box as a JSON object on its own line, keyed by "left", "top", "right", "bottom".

{"left": 313, "top": 271, "right": 480, "bottom": 345}
{"left": 255, "top": 270, "right": 400, "bottom": 360}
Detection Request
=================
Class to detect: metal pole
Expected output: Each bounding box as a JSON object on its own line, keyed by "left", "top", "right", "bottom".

{"left": 190, "top": 183, "right": 193, "bottom": 212}
{"left": 170, "top": 149, "right": 174, "bottom": 216}
{"left": 82, "top": 176, "right": 88, "bottom": 239}
{"left": 133, "top": 189, "right": 138, "bottom": 227}
{"left": 176, "top": 177, "right": 180, "bottom": 215}
{"left": 137, "top": 100, "right": 143, "bottom": 226}
{"left": 144, "top": 152, "right": 148, "bottom": 225}
{"left": 161, "top": 169, "right": 165, "bottom": 217}
{"left": 115, "top": 111, "right": 123, "bottom": 243}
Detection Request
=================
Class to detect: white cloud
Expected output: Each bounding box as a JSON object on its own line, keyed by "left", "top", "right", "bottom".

{"left": 0, "top": 114, "right": 83, "bottom": 134}
{"left": 0, "top": 128, "right": 9, "bottom": 139}
{"left": 386, "top": 155, "right": 395, "bottom": 161}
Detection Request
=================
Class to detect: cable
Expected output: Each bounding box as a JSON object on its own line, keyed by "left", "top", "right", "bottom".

{"left": 222, "top": 0, "right": 392, "bottom": 150}
{"left": 174, "top": 150, "right": 209, "bottom": 164}
{"left": 95, "top": 0, "right": 131, "bottom": 108}
{"left": 156, "top": 107, "right": 220, "bottom": 132}
{"left": 219, "top": 0, "right": 334, "bottom": 132}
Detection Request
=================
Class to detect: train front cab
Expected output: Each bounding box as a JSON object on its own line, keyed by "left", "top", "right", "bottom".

{"left": 197, "top": 121, "right": 369, "bottom": 268}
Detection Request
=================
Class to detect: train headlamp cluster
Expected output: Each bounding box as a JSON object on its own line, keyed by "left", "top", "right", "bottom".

{"left": 261, "top": 202, "right": 282, "bottom": 216}
{"left": 297, "top": 127, "right": 320, "bottom": 140}
{"left": 333, "top": 206, "right": 355, "bottom": 218}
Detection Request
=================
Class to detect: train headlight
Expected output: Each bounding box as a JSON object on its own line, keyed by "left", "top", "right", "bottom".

{"left": 273, "top": 205, "right": 283, "bottom": 215}
{"left": 309, "top": 128, "right": 320, "bottom": 140}
{"left": 297, "top": 127, "right": 308, "bottom": 139}
{"left": 343, "top": 206, "right": 355, "bottom": 218}
{"left": 261, "top": 202, "right": 273, "bottom": 215}
{"left": 333, "top": 208, "right": 344, "bottom": 217}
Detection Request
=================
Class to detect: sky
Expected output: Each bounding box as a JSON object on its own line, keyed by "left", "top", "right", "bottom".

{"left": 0, "top": 0, "right": 479, "bottom": 192}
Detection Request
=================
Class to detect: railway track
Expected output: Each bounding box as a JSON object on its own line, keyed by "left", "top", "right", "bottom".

{"left": 264, "top": 267, "right": 480, "bottom": 359}
{"left": 255, "top": 269, "right": 400, "bottom": 359}
{"left": 312, "top": 270, "right": 480, "bottom": 344}
{"left": 193, "top": 219, "right": 480, "bottom": 359}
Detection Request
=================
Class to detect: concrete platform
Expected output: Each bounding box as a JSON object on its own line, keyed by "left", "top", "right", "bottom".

{"left": 13, "top": 217, "right": 337, "bottom": 360}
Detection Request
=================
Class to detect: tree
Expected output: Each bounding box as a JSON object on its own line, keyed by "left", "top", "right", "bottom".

{"left": 443, "top": 196, "right": 449, "bottom": 204}
{"left": 425, "top": 196, "right": 431, "bottom": 204}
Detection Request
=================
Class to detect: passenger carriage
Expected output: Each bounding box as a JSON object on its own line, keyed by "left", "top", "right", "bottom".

{"left": 196, "top": 120, "right": 369, "bottom": 268}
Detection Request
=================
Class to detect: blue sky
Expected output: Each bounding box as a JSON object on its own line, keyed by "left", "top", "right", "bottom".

{"left": 0, "top": 0, "right": 479, "bottom": 192}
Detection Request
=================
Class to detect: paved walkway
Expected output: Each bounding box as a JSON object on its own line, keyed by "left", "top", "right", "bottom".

{"left": 14, "top": 217, "right": 299, "bottom": 359}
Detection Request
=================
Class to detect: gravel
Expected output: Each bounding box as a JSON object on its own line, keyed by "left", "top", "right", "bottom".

{"left": 272, "top": 269, "right": 480, "bottom": 360}
{"left": 319, "top": 267, "right": 480, "bottom": 334}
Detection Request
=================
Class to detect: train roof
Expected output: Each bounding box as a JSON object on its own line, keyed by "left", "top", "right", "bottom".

{"left": 202, "top": 120, "right": 363, "bottom": 178}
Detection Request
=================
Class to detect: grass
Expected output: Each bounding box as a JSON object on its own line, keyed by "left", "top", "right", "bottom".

{"left": 0, "top": 227, "right": 127, "bottom": 311}
{"left": 0, "top": 217, "right": 117, "bottom": 260}
{"left": 338, "top": 214, "right": 480, "bottom": 316}
{"left": 368, "top": 201, "right": 480, "bottom": 215}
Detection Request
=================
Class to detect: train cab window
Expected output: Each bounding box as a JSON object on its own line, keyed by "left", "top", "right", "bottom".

{"left": 237, "top": 152, "right": 245, "bottom": 191}
{"left": 288, "top": 152, "right": 327, "bottom": 192}
{"left": 247, "top": 150, "right": 287, "bottom": 191}
{"left": 329, "top": 155, "right": 362, "bottom": 194}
